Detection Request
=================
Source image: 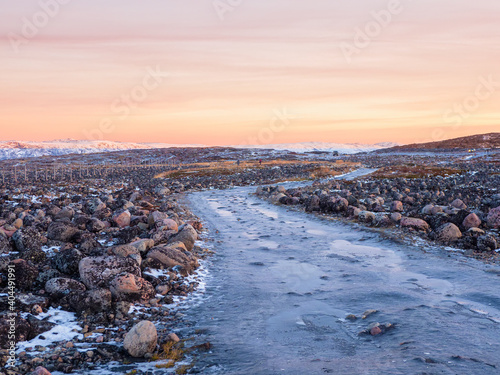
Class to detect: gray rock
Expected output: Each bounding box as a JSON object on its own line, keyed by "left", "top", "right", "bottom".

{"left": 168, "top": 224, "right": 198, "bottom": 252}
{"left": 79, "top": 256, "right": 141, "bottom": 289}
{"left": 123, "top": 320, "right": 158, "bottom": 358}
{"left": 45, "top": 277, "right": 86, "bottom": 299}
{"left": 47, "top": 221, "right": 79, "bottom": 242}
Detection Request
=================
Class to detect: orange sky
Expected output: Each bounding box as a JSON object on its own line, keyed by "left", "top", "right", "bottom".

{"left": 0, "top": 0, "right": 499, "bottom": 145}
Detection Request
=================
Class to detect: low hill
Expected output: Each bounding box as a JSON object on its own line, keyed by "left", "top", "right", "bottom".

{"left": 381, "top": 133, "right": 500, "bottom": 152}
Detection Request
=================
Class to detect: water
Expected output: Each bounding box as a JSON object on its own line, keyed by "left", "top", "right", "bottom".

{"left": 185, "top": 185, "right": 500, "bottom": 375}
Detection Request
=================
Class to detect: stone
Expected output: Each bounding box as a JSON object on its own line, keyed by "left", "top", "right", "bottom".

{"left": 86, "top": 218, "right": 106, "bottom": 233}
{"left": 87, "top": 198, "right": 106, "bottom": 214}
{"left": 12, "top": 227, "right": 43, "bottom": 252}
{"left": 168, "top": 224, "right": 198, "bottom": 252}
{"left": 53, "top": 248, "right": 84, "bottom": 275}
{"left": 109, "top": 245, "right": 140, "bottom": 258}
{"left": 358, "top": 211, "right": 375, "bottom": 223}
{"left": 45, "top": 278, "right": 86, "bottom": 299}
{"left": 147, "top": 245, "right": 199, "bottom": 274}
{"left": 400, "top": 217, "right": 429, "bottom": 232}
{"left": 109, "top": 273, "right": 155, "bottom": 302}
{"left": 477, "top": 235, "right": 498, "bottom": 252}
{"left": 434, "top": 223, "right": 462, "bottom": 242}
{"left": 451, "top": 199, "right": 467, "bottom": 209}
{"left": 168, "top": 333, "right": 180, "bottom": 343}
{"left": 462, "top": 213, "right": 481, "bottom": 230}
{"left": 390, "top": 201, "right": 404, "bottom": 212}
{"left": 54, "top": 207, "right": 75, "bottom": 221}
{"left": 123, "top": 320, "right": 158, "bottom": 358}
{"left": 112, "top": 209, "right": 131, "bottom": 228}
{"left": 79, "top": 256, "right": 141, "bottom": 289}
{"left": 33, "top": 367, "right": 52, "bottom": 375}
{"left": 68, "top": 288, "right": 112, "bottom": 314}
{"left": 390, "top": 213, "right": 402, "bottom": 223}
{"left": 129, "top": 239, "right": 155, "bottom": 254}
{"left": 486, "top": 206, "right": 500, "bottom": 228}
{"left": 47, "top": 222, "right": 79, "bottom": 242}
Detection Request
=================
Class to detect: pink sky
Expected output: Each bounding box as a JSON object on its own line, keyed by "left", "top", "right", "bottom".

{"left": 0, "top": 0, "right": 499, "bottom": 145}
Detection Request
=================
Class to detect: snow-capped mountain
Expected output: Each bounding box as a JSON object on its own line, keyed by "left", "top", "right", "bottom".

{"left": 238, "top": 142, "right": 399, "bottom": 154}
{"left": 0, "top": 139, "right": 397, "bottom": 160}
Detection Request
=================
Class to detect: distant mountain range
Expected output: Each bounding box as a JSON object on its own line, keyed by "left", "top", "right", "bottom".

{"left": 0, "top": 139, "right": 398, "bottom": 160}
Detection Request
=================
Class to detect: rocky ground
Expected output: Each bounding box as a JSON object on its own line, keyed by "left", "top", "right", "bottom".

{"left": 257, "top": 151, "right": 500, "bottom": 262}
{"left": 0, "top": 149, "right": 349, "bottom": 375}
{"left": 0, "top": 145, "right": 499, "bottom": 374}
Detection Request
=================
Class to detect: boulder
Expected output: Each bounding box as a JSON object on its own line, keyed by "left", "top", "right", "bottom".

{"left": 53, "top": 248, "right": 84, "bottom": 275}
{"left": 358, "top": 211, "right": 375, "bottom": 223}
{"left": 390, "top": 201, "right": 404, "bottom": 212}
{"left": 486, "top": 206, "right": 500, "bottom": 228}
{"left": 109, "top": 273, "right": 155, "bottom": 302}
{"left": 112, "top": 209, "right": 131, "bottom": 228}
{"left": 68, "top": 288, "right": 112, "bottom": 314}
{"left": 129, "top": 239, "right": 155, "bottom": 254}
{"left": 86, "top": 218, "right": 106, "bottom": 233}
{"left": 401, "top": 217, "right": 429, "bottom": 232}
{"left": 47, "top": 221, "right": 79, "bottom": 242}
{"left": 79, "top": 256, "right": 141, "bottom": 289}
{"left": 477, "top": 235, "right": 498, "bottom": 252}
{"left": 451, "top": 199, "right": 467, "bottom": 209}
{"left": 12, "top": 227, "right": 43, "bottom": 252}
{"left": 434, "top": 223, "right": 462, "bottom": 243}
{"left": 87, "top": 198, "right": 106, "bottom": 214}
{"left": 123, "top": 320, "right": 158, "bottom": 358}
{"left": 168, "top": 224, "right": 198, "bottom": 252}
{"left": 45, "top": 277, "right": 86, "bottom": 299}
{"left": 54, "top": 207, "right": 75, "bottom": 221}
{"left": 147, "top": 245, "right": 199, "bottom": 274}
{"left": 462, "top": 213, "right": 481, "bottom": 230}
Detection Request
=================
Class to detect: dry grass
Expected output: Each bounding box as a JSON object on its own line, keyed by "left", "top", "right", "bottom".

{"left": 372, "top": 165, "right": 464, "bottom": 179}
{"left": 154, "top": 160, "right": 359, "bottom": 180}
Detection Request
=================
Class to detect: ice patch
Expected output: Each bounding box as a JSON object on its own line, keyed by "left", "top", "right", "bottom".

{"left": 17, "top": 308, "right": 82, "bottom": 353}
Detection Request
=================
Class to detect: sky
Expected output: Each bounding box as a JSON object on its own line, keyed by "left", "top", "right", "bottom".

{"left": 0, "top": 0, "right": 499, "bottom": 146}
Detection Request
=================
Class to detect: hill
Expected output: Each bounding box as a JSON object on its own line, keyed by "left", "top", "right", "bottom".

{"left": 381, "top": 133, "right": 500, "bottom": 152}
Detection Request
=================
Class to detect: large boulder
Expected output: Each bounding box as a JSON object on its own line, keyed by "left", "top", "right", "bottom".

{"left": 79, "top": 256, "right": 141, "bottom": 289}
{"left": 147, "top": 245, "right": 199, "bottom": 274}
{"left": 109, "top": 273, "right": 155, "bottom": 302}
{"left": 45, "top": 277, "right": 86, "bottom": 299}
{"left": 434, "top": 223, "right": 462, "bottom": 243}
{"left": 123, "top": 320, "right": 158, "bottom": 358}
{"left": 462, "top": 213, "right": 481, "bottom": 230}
{"left": 401, "top": 217, "right": 430, "bottom": 232}
{"left": 47, "top": 221, "right": 79, "bottom": 242}
{"left": 168, "top": 224, "right": 198, "bottom": 252}
{"left": 486, "top": 206, "right": 500, "bottom": 228}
